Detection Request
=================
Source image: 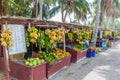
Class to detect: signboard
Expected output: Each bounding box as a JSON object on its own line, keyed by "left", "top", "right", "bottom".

{"left": 5, "top": 24, "right": 27, "bottom": 55}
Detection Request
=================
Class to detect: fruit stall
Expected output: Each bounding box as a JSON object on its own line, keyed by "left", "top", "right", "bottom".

{"left": 0, "top": 17, "right": 73, "bottom": 79}
{"left": 0, "top": 18, "right": 47, "bottom": 80}
{"left": 96, "top": 28, "right": 113, "bottom": 48}
{"left": 66, "top": 28, "right": 92, "bottom": 62}
{"left": 30, "top": 26, "right": 71, "bottom": 78}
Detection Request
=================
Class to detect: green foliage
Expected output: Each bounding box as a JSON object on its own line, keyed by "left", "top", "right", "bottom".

{"left": 2, "top": 0, "right": 33, "bottom": 17}
{"left": 48, "top": 0, "right": 90, "bottom": 22}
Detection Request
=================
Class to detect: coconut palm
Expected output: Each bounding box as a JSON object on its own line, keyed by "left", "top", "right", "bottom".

{"left": 90, "top": 0, "right": 120, "bottom": 46}
{"left": 100, "top": 0, "right": 120, "bottom": 27}
{"left": 48, "top": 0, "right": 90, "bottom": 22}
{"left": 90, "top": 0, "right": 101, "bottom": 46}
{"left": 34, "top": 0, "right": 57, "bottom": 20}
{"left": 42, "top": 0, "right": 56, "bottom": 20}
{"left": 0, "top": 0, "right": 33, "bottom": 17}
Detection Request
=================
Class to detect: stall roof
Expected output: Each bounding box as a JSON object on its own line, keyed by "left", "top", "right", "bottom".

{"left": 0, "top": 16, "right": 113, "bottom": 31}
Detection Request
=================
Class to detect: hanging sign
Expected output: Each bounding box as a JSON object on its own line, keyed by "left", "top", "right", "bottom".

{"left": 5, "top": 24, "right": 27, "bottom": 55}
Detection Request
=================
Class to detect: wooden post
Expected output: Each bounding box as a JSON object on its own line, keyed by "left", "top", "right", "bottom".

{"left": 3, "top": 47, "right": 10, "bottom": 80}
{"left": 1, "top": 21, "right": 10, "bottom": 80}
{"left": 62, "top": 26, "right": 66, "bottom": 51}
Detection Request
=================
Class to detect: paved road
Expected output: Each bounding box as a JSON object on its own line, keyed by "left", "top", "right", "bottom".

{"left": 49, "top": 41, "right": 120, "bottom": 80}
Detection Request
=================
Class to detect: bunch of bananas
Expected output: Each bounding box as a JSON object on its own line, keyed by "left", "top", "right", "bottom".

{"left": 72, "top": 44, "right": 86, "bottom": 51}
{"left": 27, "top": 27, "right": 39, "bottom": 44}
{"left": 25, "top": 32, "right": 30, "bottom": 47}
{"left": 39, "top": 48, "right": 70, "bottom": 62}
{"left": 0, "top": 29, "right": 13, "bottom": 47}
{"left": 29, "top": 27, "right": 39, "bottom": 43}
{"left": 52, "top": 48, "right": 70, "bottom": 59}
{"left": 103, "top": 31, "right": 112, "bottom": 37}
{"left": 45, "top": 28, "right": 65, "bottom": 44}
{"left": 72, "top": 47, "right": 80, "bottom": 51}
{"left": 72, "top": 29, "right": 83, "bottom": 44}
{"left": 85, "top": 29, "right": 92, "bottom": 40}
{"left": 71, "top": 29, "right": 92, "bottom": 44}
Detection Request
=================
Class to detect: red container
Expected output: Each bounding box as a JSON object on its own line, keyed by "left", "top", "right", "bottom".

{"left": 0, "top": 58, "right": 4, "bottom": 72}
{"left": 10, "top": 61, "right": 47, "bottom": 80}
{"left": 0, "top": 46, "right": 3, "bottom": 57}
{"left": 46, "top": 55, "right": 71, "bottom": 78}
{"left": 66, "top": 47, "right": 87, "bottom": 63}
{"left": 0, "top": 58, "right": 47, "bottom": 80}
{"left": 32, "top": 51, "right": 71, "bottom": 78}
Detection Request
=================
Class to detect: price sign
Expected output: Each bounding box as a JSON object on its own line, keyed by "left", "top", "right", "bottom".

{"left": 5, "top": 24, "right": 27, "bottom": 55}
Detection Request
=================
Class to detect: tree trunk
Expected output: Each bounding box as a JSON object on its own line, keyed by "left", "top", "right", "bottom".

{"left": 61, "top": 3, "right": 64, "bottom": 22}
{"left": 90, "top": 0, "right": 101, "bottom": 47}
{"left": 63, "top": 10, "right": 68, "bottom": 22}
{"left": 0, "top": 0, "right": 6, "bottom": 16}
{"left": 38, "top": 0, "right": 44, "bottom": 20}
{"left": 0, "top": 1, "right": 2, "bottom": 16}
{"left": 34, "top": 0, "right": 38, "bottom": 18}
{"left": 112, "top": 18, "right": 115, "bottom": 31}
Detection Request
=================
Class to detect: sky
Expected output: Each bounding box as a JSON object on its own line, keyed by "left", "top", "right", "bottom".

{"left": 87, "top": 0, "right": 94, "bottom": 3}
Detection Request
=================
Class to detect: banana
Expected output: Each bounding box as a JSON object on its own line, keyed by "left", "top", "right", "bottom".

{"left": 0, "top": 29, "right": 13, "bottom": 47}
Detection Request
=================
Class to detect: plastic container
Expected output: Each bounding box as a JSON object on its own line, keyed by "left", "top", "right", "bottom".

{"left": 86, "top": 51, "right": 95, "bottom": 58}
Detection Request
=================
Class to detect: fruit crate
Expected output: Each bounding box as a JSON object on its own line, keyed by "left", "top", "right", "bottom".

{"left": 66, "top": 47, "right": 87, "bottom": 63}
{"left": 0, "top": 57, "right": 47, "bottom": 80}
{"left": 47, "top": 55, "right": 71, "bottom": 78}
{"left": 46, "top": 55, "right": 71, "bottom": 78}
{"left": 32, "top": 51, "right": 71, "bottom": 78}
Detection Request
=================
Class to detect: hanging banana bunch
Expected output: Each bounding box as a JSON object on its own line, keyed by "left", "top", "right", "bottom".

{"left": 0, "top": 29, "right": 13, "bottom": 47}
{"left": 68, "top": 33, "right": 73, "bottom": 42}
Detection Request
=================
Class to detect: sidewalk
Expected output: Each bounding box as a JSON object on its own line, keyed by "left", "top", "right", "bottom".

{"left": 49, "top": 41, "right": 120, "bottom": 80}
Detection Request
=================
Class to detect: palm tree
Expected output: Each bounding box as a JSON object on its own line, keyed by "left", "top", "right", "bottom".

{"left": 100, "top": 0, "right": 120, "bottom": 29}
{"left": 48, "top": 0, "right": 90, "bottom": 22}
{"left": 0, "top": 0, "right": 34, "bottom": 17}
{"left": 90, "top": 0, "right": 101, "bottom": 46}
{"left": 90, "top": 0, "right": 120, "bottom": 46}
{"left": 34, "top": 0, "right": 56, "bottom": 20}
{"left": 42, "top": 0, "right": 56, "bottom": 20}
{"left": 0, "top": 0, "right": 5, "bottom": 16}
{"left": 111, "top": 0, "right": 120, "bottom": 31}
